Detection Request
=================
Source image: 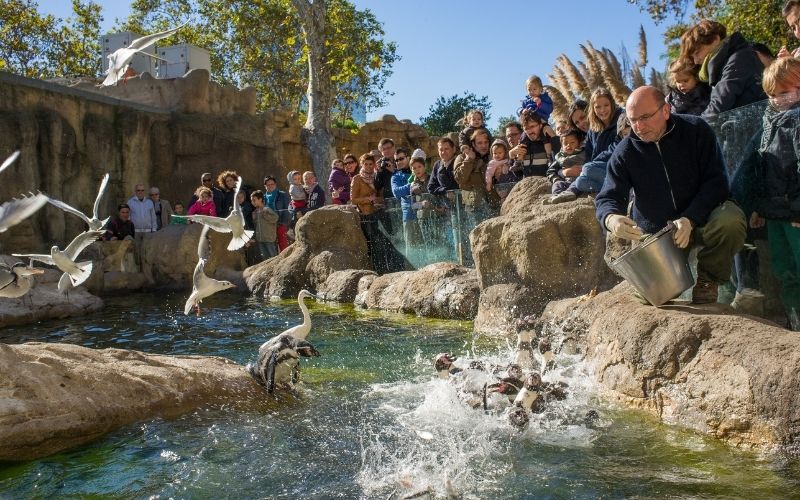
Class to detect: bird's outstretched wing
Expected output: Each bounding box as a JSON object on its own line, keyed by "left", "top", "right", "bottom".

{"left": 47, "top": 197, "right": 91, "bottom": 226}
{"left": 128, "top": 24, "right": 186, "bottom": 52}
{"left": 63, "top": 230, "right": 104, "bottom": 261}
{"left": 92, "top": 173, "right": 110, "bottom": 221}
{"left": 0, "top": 150, "right": 21, "bottom": 175}
{"left": 197, "top": 224, "right": 211, "bottom": 260}
{"left": 12, "top": 253, "right": 54, "bottom": 266}
{"left": 184, "top": 215, "right": 233, "bottom": 233}
{"left": 0, "top": 193, "right": 48, "bottom": 233}
{"left": 232, "top": 176, "right": 243, "bottom": 213}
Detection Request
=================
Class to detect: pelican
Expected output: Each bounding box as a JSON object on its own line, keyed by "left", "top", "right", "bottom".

{"left": 180, "top": 175, "right": 254, "bottom": 251}
{"left": 184, "top": 225, "right": 236, "bottom": 315}
{"left": 101, "top": 25, "right": 185, "bottom": 86}
{"left": 280, "top": 289, "right": 318, "bottom": 340}
{"left": 0, "top": 261, "right": 44, "bottom": 299}
{"left": 14, "top": 229, "right": 104, "bottom": 292}
{"left": 47, "top": 173, "right": 110, "bottom": 231}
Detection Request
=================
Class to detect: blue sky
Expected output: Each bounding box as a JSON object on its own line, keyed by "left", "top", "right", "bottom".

{"left": 37, "top": 0, "right": 680, "bottom": 129}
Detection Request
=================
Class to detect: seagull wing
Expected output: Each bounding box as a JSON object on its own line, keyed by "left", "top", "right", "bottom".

{"left": 63, "top": 230, "right": 104, "bottom": 261}
{"left": 47, "top": 197, "right": 91, "bottom": 226}
{"left": 197, "top": 224, "right": 211, "bottom": 260}
{"left": 0, "top": 193, "right": 48, "bottom": 233}
{"left": 12, "top": 253, "right": 55, "bottom": 266}
{"left": 184, "top": 215, "right": 232, "bottom": 233}
{"left": 0, "top": 263, "right": 15, "bottom": 289}
{"left": 128, "top": 24, "right": 186, "bottom": 52}
{"left": 0, "top": 150, "right": 21, "bottom": 175}
{"left": 92, "top": 173, "right": 110, "bottom": 221}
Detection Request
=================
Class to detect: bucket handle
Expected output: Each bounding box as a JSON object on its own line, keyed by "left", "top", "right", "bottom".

{"left": 608, "top": 220, "right": 677, "bottom": 264}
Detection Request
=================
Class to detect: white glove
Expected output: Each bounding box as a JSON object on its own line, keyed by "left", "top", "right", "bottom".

{"left": 672, "top": 217, "right": 693, "bottom": 248}
{"left": 606, "top": 214, "right": 643, "bottom": 241}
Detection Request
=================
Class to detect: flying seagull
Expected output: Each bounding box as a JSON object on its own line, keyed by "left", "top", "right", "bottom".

{"left": 0, "top": 261, "right": 44, "bottom": 299}
{"left": 47, "top": 173, "right": 110, "bottom": 231}
{"left": 184, "top": 225, "right": 236, "bottom": 315}
{"left": 0, "top": 151, "right": 48, "bottom": 233}
{"left": 14, "top": 230, "right": 104, "bottom": 293}
{"left": 101, "top": 24, "right": 185, "bottom": 86}
{"left": 180, "top": 175, "right": 254, "bottom": 251}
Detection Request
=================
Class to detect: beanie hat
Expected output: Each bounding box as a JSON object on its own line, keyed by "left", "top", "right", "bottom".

{"left": 491, "top": 138, "right": 509, "bottom": 151}
{"left": 411, "top": 148, "right": 427, "bottom": 160}
{"left": 286, "top": 170, "right": 300, "bottom": 183}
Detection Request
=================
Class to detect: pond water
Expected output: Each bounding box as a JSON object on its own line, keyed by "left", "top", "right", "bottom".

{"left": 1, "top": 293, "right": 798, "bottom": 498}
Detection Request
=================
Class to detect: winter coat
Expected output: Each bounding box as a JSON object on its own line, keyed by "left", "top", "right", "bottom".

{"left": 667, "top": 83, "right": 712, "bottom": 116}
{"left": 454, "top": 151, "right": 489, "bottom": 210}
{"left": 252, "top": 206, "right": 279, "bottom": 243}
{"left": 517, "top": 91, "right": 554, "bottom": 122}
{"left": 328, "top": 166, "right": 352, "bottom": 204}
{"left": 263, "top": 189, "right": 291, "bottom": 226}
{"left": 703, "top": 32, "right": 766, "bottom": 118}
{"left": 306, "top": 183, "right": 326, "bottom": 211}
{"left": 546, "top": 147, "right": 587, "bottom": 183}
{"left": 391, "top": 168, "right": 416, "bottom": 222}
{"left": 188, "top": 199, "right": 217, "bottom": 217}
{"left": 513, "top": 133, "right": 550, "bottom": 178}
{"left": 584, "top": 107, "right": 624, "bottom": 163}
{"left": 428, "top": 157, "right": 459, "bottom": 196}
{"left": 754, "top": 105, "right": 800, "bottom": 221}
{"left": 350, "top": 174, "right": 382, "bottom": 215}
{"left": 595, "top": 114, "right": 730, "bottom": 235}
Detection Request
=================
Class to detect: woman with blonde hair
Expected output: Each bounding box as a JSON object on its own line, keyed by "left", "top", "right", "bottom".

{"left": 547, "top": 87, "right": 622, "bottom": 204}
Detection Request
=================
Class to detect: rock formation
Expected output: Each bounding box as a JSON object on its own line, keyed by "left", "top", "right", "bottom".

{"left": 471, "top": 177, "right": 618, "bottom": 332}
{"left": 542, "top": 283, "right": 800, "bottom": 451}
{"left": 0, "top": 342, "right": 261, "bottom": 461}
{"left": 244, "top": 206, "right": 370, "bottom": 298}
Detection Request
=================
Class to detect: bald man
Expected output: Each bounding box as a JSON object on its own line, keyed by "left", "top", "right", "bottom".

{"left": 595, "top": 86, "right": 746, "bottom": 304}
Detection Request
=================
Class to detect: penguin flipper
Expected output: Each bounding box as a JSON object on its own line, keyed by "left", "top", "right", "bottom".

{"left": 482, "top": 382, "right": 488, "bottom": 411}
{"left": 266, "top": 351, "right": 278, "bottom": 393}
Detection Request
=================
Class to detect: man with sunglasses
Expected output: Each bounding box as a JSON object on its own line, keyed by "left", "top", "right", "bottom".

{"left": 595, "top": 86, "right": 746, "bottom": 304}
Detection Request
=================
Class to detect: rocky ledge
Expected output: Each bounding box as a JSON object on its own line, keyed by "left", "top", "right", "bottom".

{"left": 542, "top": 283, "right": 800, "bottom": 452}
{"left": 0, "top": 342, "right": 261, "bottom": 462}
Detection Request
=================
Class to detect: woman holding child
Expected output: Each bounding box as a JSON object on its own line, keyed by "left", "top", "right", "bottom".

{"left": 329, "top": 156, "right": 356, "bottom": 205}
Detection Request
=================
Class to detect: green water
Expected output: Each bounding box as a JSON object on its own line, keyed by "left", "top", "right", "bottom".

{"left": 0, "top": 293, "right": 798, "bottom": 498}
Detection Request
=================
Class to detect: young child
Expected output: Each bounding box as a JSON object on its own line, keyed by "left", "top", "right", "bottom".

{"left": 458, "top": 109, "right": 492, "bottom": 155}
{"left": 752, "top": 57, "right": 800, "bottom": 329}
{"left": 485, "top": 139, "right": 512, "bottom": 192}
{"left": 544, "top": 130, "right": 587, "bottom": 204}
{"left": 250, "top": 189, "right": 279, "bottom": 260}
{"left": 170, "top": 201, "right": 187, "bottom": 224}
{"left": 617, "top": 111, "right": 631, "bottom": 139}
{"left": 303, "top": 171, "right": 326, "bottom": 211}
{"left": 666, "top": 59, "right": 711, "bottom": 116}
{"left": 187, "top": 187, "right": 217, "bottom": 216}
{"left": 287, "top": 170, "right": 307, "bottom": 220}
{"left": 518, "top": 75, "right": 554, "bottom": 123}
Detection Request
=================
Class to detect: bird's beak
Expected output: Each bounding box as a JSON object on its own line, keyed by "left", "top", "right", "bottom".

{"left": 20, "top": 268, "right": 45, "bottom": 276}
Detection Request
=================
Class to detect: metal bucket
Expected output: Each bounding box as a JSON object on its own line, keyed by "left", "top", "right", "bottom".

{"left": 609, "top": 223, "right": 694, "bottom": 306}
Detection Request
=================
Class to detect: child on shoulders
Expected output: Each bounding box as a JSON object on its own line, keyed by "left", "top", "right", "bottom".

{"left": 287, "top": 170, "right": 307, "bottom": 222}
{"left": 458, "top": 109, "right": 492, "bottom": 155}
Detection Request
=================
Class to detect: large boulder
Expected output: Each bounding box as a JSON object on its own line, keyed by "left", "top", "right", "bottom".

{"left": 356, "top": 262, "right": 480, "bottom": 319}
{"left": 0, "top": 256, "right": 103, "bottom": 328}
{"left": 317, "top": 269, "right": 377, "bottom": 302}
{"left": 471, "top": 177, "right": 618, "bottom": 331}
{"left": 244, "top": 206, "right": 370, "bottom": 298}
{"left": 542, "top": 283, "right": 800, "bottom": 451}
{"left": 0, "top": 342, "right": 261, "bottom": 461}
{"left": 474, "top": 283, "right": 541, "bottom": 335}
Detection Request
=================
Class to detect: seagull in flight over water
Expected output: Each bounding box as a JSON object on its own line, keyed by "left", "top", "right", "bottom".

{"left": 101, "top": 24, "right": 185, "bottom": 86}
{"left": 180, "top": 175, "right": 254, "bottom": 251}
{"left": 14, "top": 230, "right": 104, "bottom": 293}
{"left": 47, "top": 173, "right": 110, "bottom": 231}
{"left": 0, "top": 150, "right": 48, "bottom": 233}
{"left": 184, "top": 225, "right": 236, "bottom": 315}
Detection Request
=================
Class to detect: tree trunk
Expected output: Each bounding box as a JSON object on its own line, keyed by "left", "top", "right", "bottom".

{"left": 291, "top": 0, "right": 335, "bottom": 194}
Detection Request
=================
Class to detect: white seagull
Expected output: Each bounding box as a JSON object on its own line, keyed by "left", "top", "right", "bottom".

{"left": 181, "top": 175, "right": 254, "bottom": 251}
{"left": 47, "top": 173, "right": 110, "bottom": 231}
{"left": 14, "top": 230, "right": 104, "bottom": 293}
{"left": 0, "top": 151, "right": 48, "bottom": 233}
{"left": 101, "top": 24, "right": 185, "bottom": 86}
{"left": 184, "top": 225, "right": 236, "bottom": 315}
{"left": 0, "top": 261, "right": 44, "bottom": 299}
{"left": 280, "top": 289, "right": 318, "bottom": 340}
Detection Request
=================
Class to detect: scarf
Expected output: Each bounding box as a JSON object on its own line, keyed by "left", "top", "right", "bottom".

{"left": 698, "top": 43, "right": 721, "bottom": 83}
{"left": 359, "top": 170, "right": 375, "bottom": 188}
{"left": 265, "top": 190, "right": 277, "bottom": 211}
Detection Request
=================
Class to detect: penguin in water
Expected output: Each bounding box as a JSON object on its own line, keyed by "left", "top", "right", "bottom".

{"left": 248, "top": 333, "right": 320, "bottom": 393}
{"left": 507, "top": 372, "right": 544, "bottom": 428}
{"left": 537, "top": 338, "right": 556, "bottom": 374}
{"left": 513, "top": 329, "right": 536, "bottom": 370}
{"left": 483, "top": 363, "right": 524, "bottom": 410}
{"left": 433, "top": 352, "right": 462, "bottom": 379}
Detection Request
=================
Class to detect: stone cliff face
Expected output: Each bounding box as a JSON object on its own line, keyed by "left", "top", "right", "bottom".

{"left": 0, "top": 71, "right": 439, "bottom": 254}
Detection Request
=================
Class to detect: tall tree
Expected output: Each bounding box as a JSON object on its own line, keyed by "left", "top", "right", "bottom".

{"left": 55, "top": 0, "right": 103, "bottom": 77}
{"left": 0, "top": 0, "right": 59, "bottom": 78}
{"left": 419, "top": 92, "right": 492, "bottom": 137}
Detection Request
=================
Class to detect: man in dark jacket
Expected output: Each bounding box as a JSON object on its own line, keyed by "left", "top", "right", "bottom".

{"left": 428, "top": 137, "right": 459, "bottom": 198}
{"left": 595, "top": 86, "right": 746, "bottom": 304}
{"left": 263, "top": 176, "right": 291, "bottom": 252}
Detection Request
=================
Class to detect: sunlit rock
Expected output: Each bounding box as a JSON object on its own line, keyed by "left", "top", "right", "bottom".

{"left": 244, "top": 206, "right": 370, "bottom": 298}
{"left": 542, "top": 282, "right": 800, "bottom": 451}
{"left": 0, "top": 342, "right": 260, "bottom": 461}
{"left": 318, "top": 269, "right": 377, "bottom": 302}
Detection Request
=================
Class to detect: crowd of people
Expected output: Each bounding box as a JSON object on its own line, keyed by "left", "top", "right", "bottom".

{"left": 97, "top": 3, "right": 800, "bottom": 329}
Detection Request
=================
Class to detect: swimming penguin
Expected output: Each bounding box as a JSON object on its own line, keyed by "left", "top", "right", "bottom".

{"left": 513, "top": 329, "right": 536, "bottom": 370}
{"left": 537, "top": 338, "right": 556, "bottom": 374}
{"left": 507, "top": 372, "right": 545, "bottom": 428}
{"left": 433, "top": 352, "right": 462, "bottom": 379}
{"left": 248, "top": 333, "right": 320, "bottom": 393}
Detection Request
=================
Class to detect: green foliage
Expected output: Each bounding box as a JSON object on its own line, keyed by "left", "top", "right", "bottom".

{"left": 120, "top": 0, "right": 398, "bottom": 119}
{"left": 630, "top": 0, "right": 790, "bottom": 62}
{"left": 332, "top": 117, "right": 360, "bottom": 132}
{"left": 56, "top": 0, "right": 103, "bottom": 77}
{"left": 492, "top": 114, "right": 519, "bottom": 139}
{"left": 419, "top": 92, "right": 492, "bottom": 137}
